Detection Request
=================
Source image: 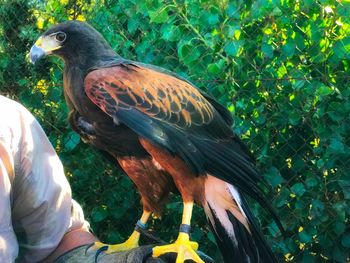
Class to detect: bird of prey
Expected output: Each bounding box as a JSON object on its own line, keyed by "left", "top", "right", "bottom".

{"left": 30, "top": 21, "right": 283, "bottom": 263}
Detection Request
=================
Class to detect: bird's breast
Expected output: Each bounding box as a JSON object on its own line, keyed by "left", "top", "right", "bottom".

{"left": 63, "top": 67, "right": 148, "bottom": 157}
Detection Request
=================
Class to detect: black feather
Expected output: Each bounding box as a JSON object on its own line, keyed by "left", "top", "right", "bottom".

{"left": 206, "top": 198, "right": 279, "bottom": 263}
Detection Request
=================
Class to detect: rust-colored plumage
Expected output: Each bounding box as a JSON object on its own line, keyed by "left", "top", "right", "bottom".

{"left": 30, "top": 21, "right": 283, "bottom": 263}
{"left": 117, "top": 155, "right": 176, "bottom": 214}
{"left": 139, "top": 138, "right": 206, "bottom": 204}
{"left": 85, "top": 65, "right": 215, "bottom": 128}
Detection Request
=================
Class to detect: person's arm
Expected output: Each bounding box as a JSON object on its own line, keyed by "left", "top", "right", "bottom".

{"left": 10, "top": 108, "right": 73, "bottom": 262}
{"left": 0, "top": 96, "right": 89, "bottom": 263}
{"left": 0, "top": 140, "right": 19, "bottom": 263}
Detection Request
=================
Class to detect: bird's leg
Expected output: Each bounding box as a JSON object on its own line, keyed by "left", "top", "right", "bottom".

{"left": 92, "top": 210, "right": 151, "bottom": 253}
{"left": 153, "top": 201, "right": 204, "bottom": 263}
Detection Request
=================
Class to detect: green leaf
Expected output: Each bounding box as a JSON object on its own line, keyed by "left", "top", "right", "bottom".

{"left": 18, "top": 78, "right": 28, "bottom": 86}
{"left": 267, "top": 221, "right": 280, "bottom": 236}
{"left": 341, "top": 232, "right": 350, "bottom": 248}
{"left": 333, "top": 37, "right": 350, "bottom": 59}
{"left": 149, "top": 7, "right": 169, "bottom": 24}
{"left": 332, "top": 246, "right": 348, "bottom": 263}
{"left": 192, "top": 228, "right": 204, "bottom": 240}
{"left": 262, "top": 43, "right": 274, "bottom": 58}
{"left": 227, "top": 4, "right": 240, "bottom": 18}
{"left": 311, "top": 199, "right": 325, "bottom": 217}
{"left": 63, "top": 131, "right": 80, "bottom": 152}
{"left": 292, "top": 79, "right": 306, "bottom": 89}
{"left": 338, "top": 180, "right": 350, "bottom": 199}
{"left": 282, "top": 40, "right": 296, "bottom": 57}
{"left": 271, "top": 7, "right": 282, "bottom": 16}
{"left": 91, "top": 206, "right": 108, "bottom": 222}
{"left": 305, "top": 176, "right": 318, "bottom": 188}
{"left": 310, "top": 52, "right": 326, "bottom": 63}
{"left": 109, "top": 207, "right": 125, "bottom": 219}
{"left": 277, "top": 65, "right": 287, "bottom": 78}
{"left": 127, "top": 18, "right": 139, "bottom": 33}
{"left": 207, "top": 63, "right": 220, "bottom": 75}
{"left": 207, "top": 231, "right": 216, "bottom": 244}
{"left": 333, "top": 221, "right": 345, "bottom": 235}
{"left": 275, "top": 188, "right": 290, "bottom": 207}
{"left": 291, "top": 183, "right": 306, "bottom": 196}
{"left": 161, "top": 24, "right": 181, "bottom": 42}
{"left": 328, "top": 102, "right": 345, "bottom": 122}
{"left": 329, "top": 137, "right": 345, "bottom": 154}
{"left": 106, "top": 231, "right": 122, "bottom": 243}
{"left": 317, "top": 84, "right": 333, "bottom": 96}
{"left": 294, "top": 32, "right": 306, "bottom": 50}
{"left": 289, "top": 111, "right": 300, "bottom": 125}
{"left": 264, "top": 166, "right": 284, "bottom": 187}
{"left": 299, "top": 230, "right": 312, "bottom": 243}
{"left": 178, "top": 43, "right": 201, "bottom": 64}
{"left": 207, "top": 59, "right": 225, "bottom": 75}
{"left": 207, "top": 13, "right": 219, "bottom": 25}
{"left": 224, "top": 41, "right": 243, "bottom": 57}
{"left": 319, "top": 234, "right": 332, "bottom": 247}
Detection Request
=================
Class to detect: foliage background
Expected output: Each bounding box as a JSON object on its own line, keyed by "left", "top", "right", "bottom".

{"left": 0, "top": 0, "right": 349, "bottom": 262}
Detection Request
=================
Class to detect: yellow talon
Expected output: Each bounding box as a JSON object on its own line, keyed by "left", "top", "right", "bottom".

{"left": 90, "top": 210, "right": 151, "bottom": 254}
{"left": 153, "top": 233, "right": 204, "bottom": 263}
{"left": 91, "top": 230, "right": 140, "bottom": 253}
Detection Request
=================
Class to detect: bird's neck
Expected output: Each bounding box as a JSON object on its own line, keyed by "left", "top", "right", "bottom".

{"left": 62, "top": 43, "right": 117, "bottom": 72}
{"left": 64, "top": 54, "right": 117, "bottom": 73}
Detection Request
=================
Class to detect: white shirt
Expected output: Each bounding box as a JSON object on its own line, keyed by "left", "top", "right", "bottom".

{"left": 0, "top": 96, "right": 88, "bottom": 263}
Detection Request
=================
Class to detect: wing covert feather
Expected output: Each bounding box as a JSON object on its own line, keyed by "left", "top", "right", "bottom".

{"left": 85, "top": 64, "right": 216, "bottom": 130}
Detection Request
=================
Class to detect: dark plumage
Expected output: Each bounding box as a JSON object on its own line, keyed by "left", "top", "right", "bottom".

{"left": 30, "top": 20, "right": 283, "bottom": 263}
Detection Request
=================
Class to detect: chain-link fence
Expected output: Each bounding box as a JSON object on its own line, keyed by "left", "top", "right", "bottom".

{"left": 0, "top": 0, "right": 349, "bottom": 262}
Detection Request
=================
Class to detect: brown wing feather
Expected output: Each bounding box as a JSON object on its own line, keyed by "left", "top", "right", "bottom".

{"left": 84, "top": 64, "right": 215, "bottom": 128}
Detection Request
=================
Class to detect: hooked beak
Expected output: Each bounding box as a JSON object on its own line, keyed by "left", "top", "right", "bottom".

{"left": 29, "top": 36, "right": 61, "bottom": 64}
{"left": 29, "top": 43, "right": 46, "bottom": 64}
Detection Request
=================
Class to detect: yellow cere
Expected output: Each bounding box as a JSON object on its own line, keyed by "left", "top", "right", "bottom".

{"left": 35, "top": 37, "right": 43, "bottom": 46}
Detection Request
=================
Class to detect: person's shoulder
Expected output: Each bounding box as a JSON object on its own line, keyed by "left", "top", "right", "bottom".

{"left": 0, "top": 95, "right": 37, "bottom": 135}
{"left": 0, "top": 95, "right": 23, "bottom": 106}
{"left": 0, "top": 95, "right": 34, "bottom": 118}
{"left": 0, "top": 95, "right": 23, "bottom": 110}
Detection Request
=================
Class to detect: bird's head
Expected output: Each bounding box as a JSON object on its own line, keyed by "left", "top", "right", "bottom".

{"left": 29, "top": 20, "right": 116, "bottom": 66}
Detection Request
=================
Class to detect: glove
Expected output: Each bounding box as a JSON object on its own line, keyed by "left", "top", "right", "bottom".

{"left": 53, "top": 244, "right": 215, "bottom": 263}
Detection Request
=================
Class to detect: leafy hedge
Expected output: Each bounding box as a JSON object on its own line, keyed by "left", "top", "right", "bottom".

{"left": 0, "top": 0, "right": 349, "bottom": 262}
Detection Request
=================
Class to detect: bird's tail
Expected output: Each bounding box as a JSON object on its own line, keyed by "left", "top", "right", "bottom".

{"left": 203, "top": 176, "right": 278, "bottom": 263}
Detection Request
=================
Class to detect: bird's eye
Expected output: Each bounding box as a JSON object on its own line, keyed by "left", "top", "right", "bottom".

{"left": 55, "top": 32, "right": 66, "bottom": 42}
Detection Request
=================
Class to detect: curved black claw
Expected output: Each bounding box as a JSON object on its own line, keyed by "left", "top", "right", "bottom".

{"left": 94, "top": 245, "right": 108, "bottom": 263}
{"left": 84, "top": 243, "right": 95, "bottom": 255}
